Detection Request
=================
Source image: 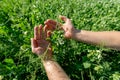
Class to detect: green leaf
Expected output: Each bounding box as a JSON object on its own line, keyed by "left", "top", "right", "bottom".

{"left": 83, "top": 62, "right": 91, "bottom": 69}
{"left": 4, "top": 58, "right": 14, "bottom": 65}
{"left": 0, "top": 75, "right": 3, "bottom": 80}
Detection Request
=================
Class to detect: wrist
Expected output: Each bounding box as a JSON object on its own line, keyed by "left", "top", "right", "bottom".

{"left": 71, "top": 29, "right": 81, "bottom": 40}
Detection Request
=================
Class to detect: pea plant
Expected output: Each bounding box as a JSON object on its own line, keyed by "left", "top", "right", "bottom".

{"left": 0, "top": 0, "right": 120, "bottom": 80}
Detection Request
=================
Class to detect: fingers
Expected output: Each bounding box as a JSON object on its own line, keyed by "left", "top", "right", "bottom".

{"left": 39, "top": 25, "right": 43, "bottom": 39}
{"left": 44, "top": 19, "right": 56, "bottom": 31}
{"left": 59, "top": 15, "right": 67, "bottom": 22}
{"left": 43, "top": 25, "right": 52, "bottom": 39}
{"left": 31, "top": 38, "right": 37, "bottom": 50}
{"left": 59, "top": 15, "right": 71, "bottom": 24}
{"left": 44, "top": 16, "right": 71, "bottom": 31}
{"left": 34, "top": 24, "right": 51, "bottom": 40}
{"left": 44, "top": 19, "right": 64, "bottom": 31}
{"left": 44, "top": 19, "right": 57, "bottom": 25}
{"left": 44, "top": 25, "right": 51, "bottom": 39}
{"left": 34, "top": 25, "right": 43, "bottom": 40}
{"left": 34, "top": 26, "right": 40, "bottom": 40}
{"left": 47, "top": 31, "right": 51, "bottom": 38}
{"left": 43, "top": 25, "right": 47, "bottom": 39}
{"left": 46, "top": 23, "right": 56, "bottom": 30}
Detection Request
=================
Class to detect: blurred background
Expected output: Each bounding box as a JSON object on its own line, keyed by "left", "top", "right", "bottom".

{"left": 0, "top": 0, "right": 120, "bottom": 80}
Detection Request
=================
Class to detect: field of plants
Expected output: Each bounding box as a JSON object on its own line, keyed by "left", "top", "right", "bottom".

{"left": 0, "top": 0, "right": 120, "bottom": 80}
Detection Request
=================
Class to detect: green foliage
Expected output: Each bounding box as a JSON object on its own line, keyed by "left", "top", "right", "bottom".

{"left": 0, "top": 0, "right": 120, "bottom": 80}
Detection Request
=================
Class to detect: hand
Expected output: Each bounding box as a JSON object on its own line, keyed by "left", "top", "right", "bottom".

{"left": 31, "top": 25, "right": 52, "bottom": 58}
{"left": 44, "top": 15, "right": 77, "bottom": 39}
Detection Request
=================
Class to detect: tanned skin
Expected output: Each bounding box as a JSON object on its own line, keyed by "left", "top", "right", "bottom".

{"left": 44, "top": 15, "right": 120, "bottom": 50}
{"left": 31, "top": 25, "right": 70, "bottom": 80}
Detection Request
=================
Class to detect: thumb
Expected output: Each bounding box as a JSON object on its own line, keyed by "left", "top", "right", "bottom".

{"left": 59, "top": 15, "right": 71, "bottom": 23}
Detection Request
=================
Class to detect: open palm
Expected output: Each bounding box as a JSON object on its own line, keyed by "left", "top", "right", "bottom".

{"left": 31, "top": 25, "right": 52, "bottom": 57}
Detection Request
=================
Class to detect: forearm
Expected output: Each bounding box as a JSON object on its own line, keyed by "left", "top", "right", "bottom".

{"left": 42, "top": 59, "right": 70, "bottom": 80}
{"left": 72, "top": 30, "right": 120, "bottom": 50}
